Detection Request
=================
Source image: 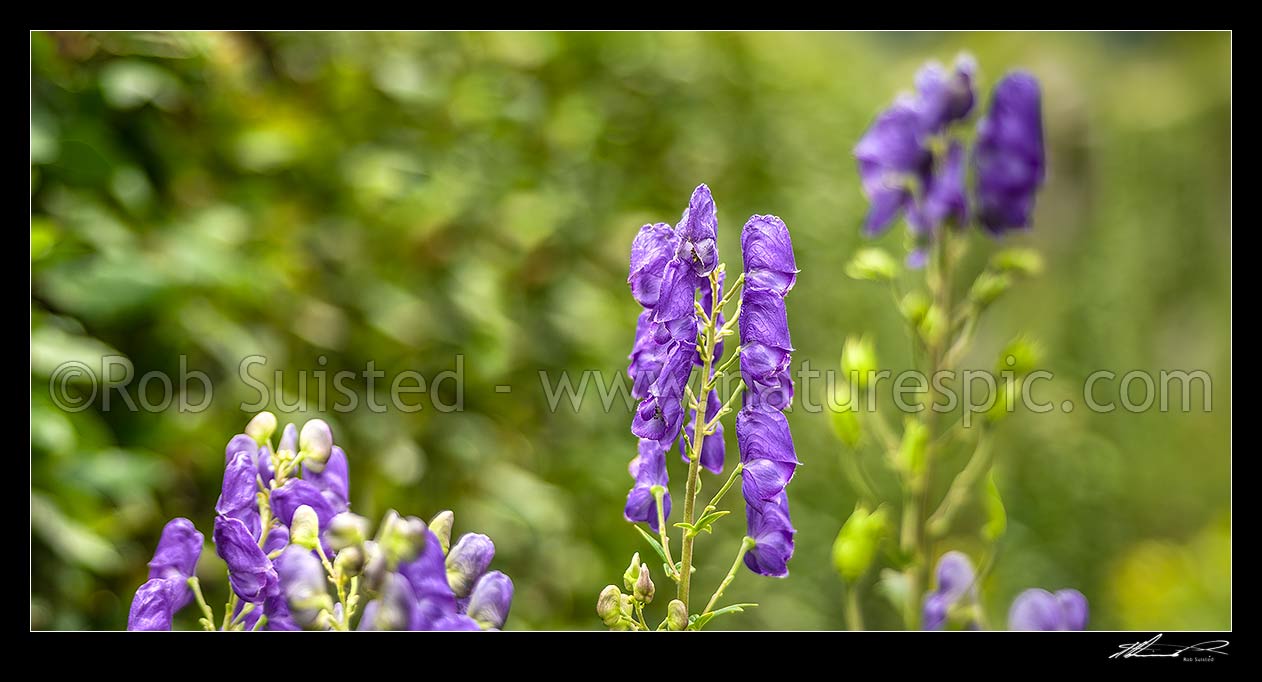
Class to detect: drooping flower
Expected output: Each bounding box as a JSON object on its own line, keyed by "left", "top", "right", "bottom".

{"left": 127, "top": 578, "right": 178, "bottom": 631}
{"left": 467, "top": 571, "right": 514, "bottom": 630}
{"left": 912, "top": 141, "right": 968, "bottom": 234}
{"left": 973, "top": 71, "right": 1045, "bottom": 234}
{"left": 625, "top": 439, "right": 671, "bottom": 531}
{"left": 145, "top": 517, "right": 203, "bottom": 609}
{"left": 922, "top": 550, "right": 980, "bottom": 630}
{"left": 274, "top": 544, "right": 332, "bottom": 629}
{"left": 213, "top": 515, "right": 279, "bottom": 603}
{"left": 679, "top": 388, "right": 725, "bottom": 474}
{"left": 216, "top": 451, "right": 261, "bottom": 540}
{"left": 738, "top": 287, "right": 794, "bottom": 404}
{"left": 628, "top": 222, "right": 678, "bottom": 308}
{"left": 631, "top": 339, "right": 694, "bottom": 448}
{"left": 674, "top": 184, "right": 719, "bottom": 277}
{"left": 398, "top": 528, "right": 460, "bottom": 630}
{"left": 446, "top": 533, "right": 495, "bottom": 599}
{"left": 628, "top": 310, "right": 667, "bottom": 400}
{"left": 651, "top": 259, "right": 701, "bottom": 335}
{"left": 304, "top": 445, "right": 349, "bottom": 513}
{"left": 914, "top": 56, "right": 977, "bottom": 133}
{"left": 740, "top": 215, "right": 799, "bottom": 296}
{"left": 736, "top": 407, "right": 800, "bottom": 503}
{"left": 743, "top": 494, "right": 795, "bottom": 578}
{"left": 1008, "top": 588, "right": 1088, "bottom": 631}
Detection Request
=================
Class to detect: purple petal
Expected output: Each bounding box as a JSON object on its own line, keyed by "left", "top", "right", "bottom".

{"left": 127, "top": 578, "right": 177, "bottom": 631}
{"left": 446, "top": 533, "right": 496, "bottom": 598}
{"left": 270, "top": 478, "right": 336, "bottom": 529}
{"left": 399, "top": 529, "right": 459, "bottom": 630}
{"left": 304, "top": 446, "right": 349, "bottom": 513}
{"left": 652, "top": 259, "right": 701, "bottom": 327}
{"left": 1055, "top": 589, "right": 1089, "bottom": 630}
{"left": 674, "top": 184, "right": 719, "bottom": 277}
{"left": 213, "top": 515, "right": 279, "bottom": 603}
{"left": 743, "top": 495, "right": 795, "bottom": 577}
{"left": 1007, "top": 588, "right": 1062, "bottom": 631}
{"left": 735, "top": 407, "right": 800, "bottom": 466}
{"left": 216, "top": 452, "right": 258, "bottom": 519}
{"left": 467, "top": 571, "right": 514, "bottom": 630}
{"left": 741, "top": 215, "right": 799, "bottom": 295}
{"left": 146, "top": 517, "right": 203, "bottom": 610}
{"left": 973, "top": 71, "right": 1045, "bottom": 234}
{"left": 740, "top": 457, "right": 797, "bottom": 502}
{"left": 738, "top": 288, "right": 792, "bottom": 352}
{"left": 628, "top": 222, "right": 678, "bottom": 308}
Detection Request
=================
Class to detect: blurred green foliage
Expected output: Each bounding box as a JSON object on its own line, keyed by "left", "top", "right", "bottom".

{"left": 30, "top": 31, "right": 1230, "bottom": 630}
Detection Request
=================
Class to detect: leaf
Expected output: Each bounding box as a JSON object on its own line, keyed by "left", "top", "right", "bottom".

{"left": 633, "top": 525, "right": 670, "bottom": 567}
{"left": 691, "top": 509, "right": 731, "bottom": 535}
{"left": 982, "top": 471, "right": 1007, "bottom": 542}
{"left": 690, "top": 603, "right": 758, "bottom": 630}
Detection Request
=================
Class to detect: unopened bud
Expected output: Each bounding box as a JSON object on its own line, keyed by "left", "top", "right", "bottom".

{"left": 376, "top": 510, "right": 427, "bottom": 566}
{"left": 841, "top": 335, "right": 878, "bottom": 389}
{"left": 918, "top": 305, "right": 947, "bottom": 346}
{"left": 597, "top": 585, "right": 623, "bottom": 626}
{"left": 245, "top": 411, "right": 277, "bottom": 445}
{"left": 428, "top": 510, "right": 455, "bottom": 555}
{"left": 633, "top": 563, "right": 655, "bottom": 603}
{"left": 299, "top": 419, "right": 334, "bottom": 473}
{"left": 327, "top": 512, "right": 371, "bottom": 551}
{"left": 970, "top": 271, "right": 1011, "bottom": 308}
{"left": 290, "top": 505, "right": 320, "bottom": 550}
{"left": 667, "top": 599, "right": 688, "bottom": 631}
{"left": 446, "top": 533, "right": 495, "bottom": 598}
{"left": 900, "top": 291, "right": 930, "bottom": 327}
{"left": 896, "top": 418, "right": 930, "bottom": 476}
{"left": 361, "top": 540, "right": 387, "bottom": 591}
{"left": 845, "top": 248, "right": 899, "bottom": 282}
{"left": 991, "top": 248, "right": 1044, "bottom": 277}
{"left": 622, "top": 552, "right": 642, "bottom": 592}
{"left": 832, "top": 504, "right": 889, "bottom": 582}
{"left": 334, "top": 545, "right": 365, "bottom": 578}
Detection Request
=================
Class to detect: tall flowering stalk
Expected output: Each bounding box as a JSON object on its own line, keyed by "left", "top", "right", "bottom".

{"left": 833, "top": 57, "right": 1087, "bottom": 630}
{"left": 127, "top": 412, "right": 514, "bottom": 631}
{"left": 605, "top": 184, "right": 800, "bottom": 631}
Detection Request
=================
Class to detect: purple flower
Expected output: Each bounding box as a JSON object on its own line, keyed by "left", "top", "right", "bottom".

{"left": 146, "top": 517, "right": 203, "bottom": 609}
{"left": 270, "top": 478, "right": 336, "bottom": 530}
{"left": 1008, "top": 588, "right": 1088, "bottom": 631}
{"left": 739, "top": 287, "right": 793, "bottom": 352}
{"left": 274, "top": 544, "right": 330, "bottom": 629}
{"left": 736, "top": 408, "right": 799, "bottom": 494}
{"left": 225, "top": 434, "right": 258, "bottom": 465}
{"left": 854, "top": 101, "right": 930, "bottom": 236}
{"left": 679, "top": 388, "right": 725, "bottom": 474}
{"left": 216, "top": 452, "right": 261, "bottom": 539}
{"left": 628, "top": 222, "right": 678, "bottom": 308}
{"left": 740, "top": 215, "right": 799, "bottom": 296}
{"left": 262, "top": 525, "right": 289, "bottom": 555}
{"left": 628, "top": 310, "right": 666, "bottom": 400}
{"left": 399, "top": 528, "right": 461, "bottom": 630}
{"left": 911, "top": 141, "right": 968, "bottom": 234}
{"left": 360, "top": 573, "right": 420, "bottom": 631}
{"left": 651, "top": 259, "right": 701, "bottom": 332}
{"left": 446, "top": 533, "right": 496, "bottom": 599}
{"left": 278, "top": 423, "right": 298, "bottom": 453}
{"left": 743, "top": 494, "right": 795, "bottom": 577}
{"left": 467, "top": 571, "right": 514, "bottom": 630}
{"left": 674, "top": 184, "right": 719, "bottom": 277}
{"left": 213, "top": 515, "right": 279, "bottom": 603}
{"left": 432, "top": 613, "right": 482, "bottom": 631}
{"left": 973, "top": 71, "right": 1045, "bottom": 234}
{"left": 625, "top": 439, "right": 672, "bottom": 531}
{"left": 632, "top": 340, "right": 694, "bottom": 448}
{"left": 922, "top": 550, "right": 979, "bottom": 630}
{"left": 914, "top": 56, "right": 976, "bottom": 133}
{"left": 699, "top": 271, "right": 726, "bottom": 364}
{"left": 127, "top": 578, "right": 178, "bottom": 631}
{"left": 304, "top": 445, "right": 349, "bottom": 513}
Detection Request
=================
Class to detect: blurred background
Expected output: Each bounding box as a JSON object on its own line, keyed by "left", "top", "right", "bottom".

{"left": 30, "top": 31, "right": 1230, "bottom": 630}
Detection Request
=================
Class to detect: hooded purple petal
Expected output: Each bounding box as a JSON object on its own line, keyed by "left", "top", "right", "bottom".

{"left": 652, "top": 259, "right": 701, "bottom": 327}
{"left": 274, "top": 544, "right": 329, "bottom": 628}
{"left": 738, "top": 287, "right": 792, "bottom": 352}
{"left": 674, "top": 184, "right": 719, "bottom": 277}
{"left": 628, "top": 222, "right": 678, "bottom": 308}
{"left": 1008, "top": 587, "right": 1088, "bottom": 631}
{"left": 741, "top": 457, "right": 797, "bottom": 503}
{"left": 213, "top": 515, "right": 279, "bottom": 603}
{"left": 446, "top": 533, "right": 496, "bottom": 599}
{"left": 304, "top": 445, "right": 349, "bottom": 513}
{"left": 922, "top": 551, "right": 979, "bottom": 630}
{"left": 741, "top": 215, "right": 799, "bottom": 295}
{"left": 216, "top": 452, "right": 259, "bottom": 519}
{"left": 854, "top": 102, "right": 930, "bottom": 236}
{"left": 744, "top": 495, "right": 795, "bottom": 577}
{"left": 625, "top": 440, "right": 671, "bottom": 531}
{"left": 735, "top": 408, "right": 800, "bottom": 466}
{"left": 399, "top": 529, "right": 460, "bottom": 630}
{"left": 973, "top": 71, "right": 1045, "bottom": 234}
{"left": 270, "top": 478, "right": 336, "bottom": 529}
{"left": 914, "top": 57, "right": 976, "bottom": 133}
{"left": 146, "top": 517, "right": 203, "bottom": 610}
{"left": 628, "top": 310, "right": 667, "bottom": 400}
{"left": 127, "top": 578, "right": 177, "bottom": 631}
{"left": 467, "top": 571, "right": 514, "bottom": 630}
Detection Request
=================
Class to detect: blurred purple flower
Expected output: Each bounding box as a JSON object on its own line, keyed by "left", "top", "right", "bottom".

{"left": 467, "top": 571, "right": 514, "bottom": 630}
{"left": 1008, "top": 588, "right": 1088, "bottom": 631}
{"left": 914, "top": 56, "right": 976, "bottom": 133}
{"left": 973, "top": 71, "right": 1045, "bottom": 234}
{"left": 854, "top": 101, "right": 930, "bottom": 236}
{"left": 923, "top": 551, "right": 980, "bottom": 630}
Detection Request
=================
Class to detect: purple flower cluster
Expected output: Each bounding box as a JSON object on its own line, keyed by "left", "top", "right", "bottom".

{"left": 127, "top": 413, "right": 513, "bottom": 631}
{"left": 854, "top": 56, "right": 1045, "bottom": 260}
{"left": 922, "top": 551, "right": 1088, "bottom": 631}
{"left": 736, "top": 215, "right": 800, "bottom": 577}
{"left": 625, "top": 184, "right": 723, "bottom": 529}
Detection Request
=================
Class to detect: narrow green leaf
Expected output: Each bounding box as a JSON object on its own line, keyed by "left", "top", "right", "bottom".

{"left": 633, "top": 525, "right": 670, "bottom": 567}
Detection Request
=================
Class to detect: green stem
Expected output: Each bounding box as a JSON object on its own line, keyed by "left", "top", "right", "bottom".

{"left": 187, "top": 577, "right": 216, "bottom": 632}
{"left": 704, "top": 462, "right": 744, "bottom": 512}
{"left": 845, "top": 583, "right": 865, "bottom": 631}
{"left": 706, "top": 381, "right": 746, "bottom": 432}
{"left": 702, "top": 536, "right": 755, "bottom": 615}
{"left": 222, "top": 594, "right": 239, "bottom": 632}
{"left": 926, "top": 429, "right": 994, "bottom": 538}
{"left": 252, "top": 615, "right": 269, "bottom": 631}
{"left": 654, "top": 488, "right": 677, "bottom": 578}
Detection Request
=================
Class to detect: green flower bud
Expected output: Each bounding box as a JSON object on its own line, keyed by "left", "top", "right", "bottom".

{"left": 376, "top": 510, "right": 427, "bottom": 566}
{"left": 667, "top": 599, "right": 688, "bottom": 631}
{"left": 899, "top": 291, "right": 930, "bottom": 327}
{"left": 845, "top": 248, "right": 899, "bottom": 282}
{"left": 290, "top": 505, "right": 320, "bottom": 550}
{"left": 245, "top": 411, "right": 278, "bottom": 446}
{"left": 597, "top": 585, "right": 623, "bottom": 627}
{"left": 918, "top": 305, "right": 947, "bottom": 347}
{"left": 428, "top": 510, "right": 455, "bottom": 555}
{"left": 299, "top": 418, "right": 334, "bottom": 473}
{"left": 831, "top": 505, "right": 889, "bottom": 582}
{"left": 970, "top": 271, "right": 1012, "bottom": 308}
{"left": 619, "top": 594, "right": 637, "bottom": 618}
{"left": 334, "top": 545, "right": 365, "bottom": 578}
{"left": 622, "top": 552, "right": 641, "bottom": 592}
{"left": 633, "top": 563, "right": 655, "bottom": 604}
{"left": 990, "top": 248, "right": 1044, "bottom": 277}
{"left": 841, "top": 335, "right": 878, "bottom": 389}
{"left": 997, "top": 335, "right": 1044, "bottom": 378}
{"left": 895, "top": 418, "right": 930, "bottom": 476}
{"left": 327, "top": 512, "right": 371, "bottom": 552}
{"left": 829, "top": 381, "right": 862, "bottom": 448}
{"left": 361, "top": 540, "right": 387, "bottom": 591}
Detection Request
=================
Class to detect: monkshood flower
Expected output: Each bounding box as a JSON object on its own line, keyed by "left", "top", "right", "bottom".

{"left": 214, "top": 515, "right": 279, "bottom": 603}
{"left": 680, "top": 389, "right": 724, "bottom": 474}
{"left": 738, "top": 287, "right": 794, "bottom": 402}
{"left": 674, "top": 183, "right": 719, "bottom": 277}
{"left": 216, "top": 451, "right": 261, "bottom": 539}
{"left": 304, "top": 445, "right": 349, "bottom": 513}
{"left": 652, "top": 259, "right": 701, "bottom": 344}
{"left": 973, "top": 72, "right": 1045, "bottom": 234}
{"left": 741, "top": 215, "right": 799, "bottom": 296}
{"left": 128, "top": 578, "right": 179, "bottom": 631}
{"left": 922, "top": 551, "right": 980, "bottom": 630}
{"left": 855, "top": 100, "right": 930, "bottom": 237}
{"left": 631, "top": 336, "right": 694, "bottom": 447}
{"left": 625, "top": 439, "right": 671, "bottom": 531}
{"left": 271, "top": 478, "right": 336, "bottom": 530}
{"left": 628, "top": 222, "right": 678, "bottom": 309}
{"left": 744, "top": 494, "right": 795, "bottom": 577}
{"left": 446, "top": 533, "right": 496, "bottom": 599}
{"left": 145, "top": 517, "right": 203, "bottom": 609}
{"left": 914, "top": 56, "right": 977, "bottom": 133}
{"left": 467, "top": 571, "right": 515, "bottom": 631}
{"left": 628, "top": 310, "right": 666, "bottom": 400}
{"left": 274, "top": 544, "right": 333, "bottom": 629}
{"left": 1008, "top": 588, "right": 1088, "bottom": 631}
